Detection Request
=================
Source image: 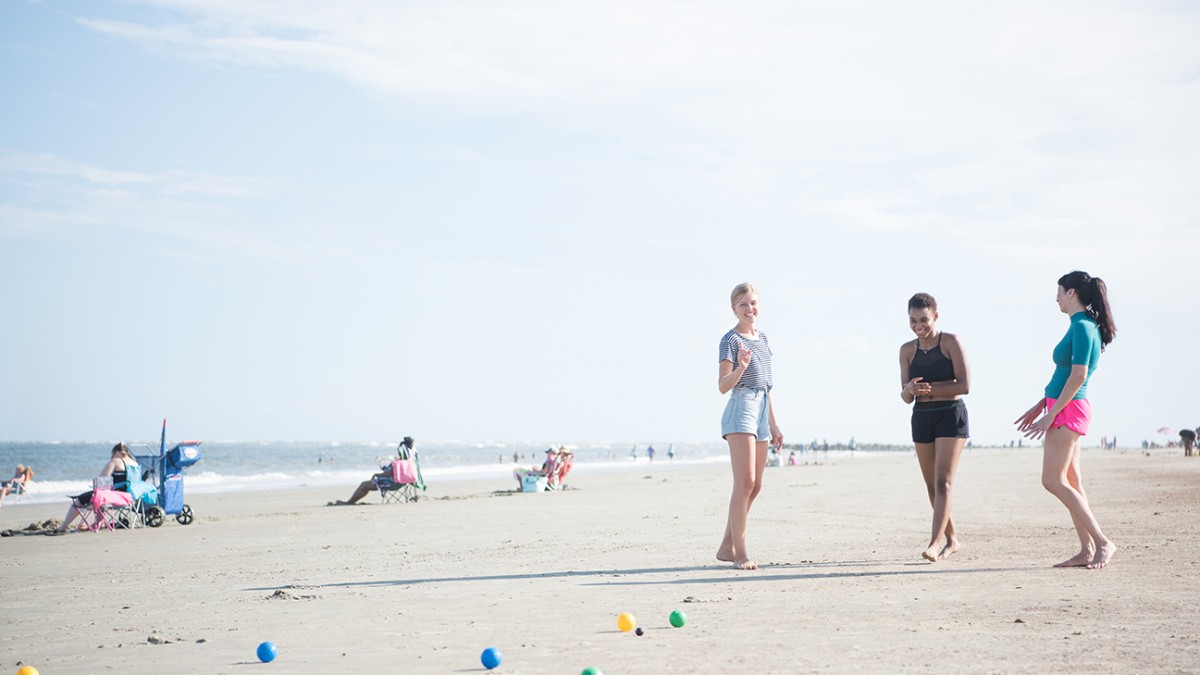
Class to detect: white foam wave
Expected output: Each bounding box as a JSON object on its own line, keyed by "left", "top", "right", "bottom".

{"left": 0, "top": 453, "right": 895, "bottom": 506}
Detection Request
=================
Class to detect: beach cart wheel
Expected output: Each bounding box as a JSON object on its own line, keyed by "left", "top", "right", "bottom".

{"left": 146, "top": 506, "right": 164, "bottom": 528}
{"left": 176, "top": 505, "right": 194, "bottom": 525}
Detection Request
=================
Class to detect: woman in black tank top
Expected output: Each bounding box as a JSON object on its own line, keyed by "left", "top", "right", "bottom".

{"left": 898, "top": 293, "right": 972, "bottom": 563}
{"left": 57, "top": 442, "right": 136, "bottom": 533}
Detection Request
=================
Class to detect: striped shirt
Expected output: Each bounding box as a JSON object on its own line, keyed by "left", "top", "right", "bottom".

{"left": 719, "top": 329, "right": 773, "bottom": 390}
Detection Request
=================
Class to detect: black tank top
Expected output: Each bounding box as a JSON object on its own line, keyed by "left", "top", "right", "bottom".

{"left": 111, "top": 460, "right": 132, "bottom": 486}
{"left": 909, "top": 334, "right": 956, "bottom": 383}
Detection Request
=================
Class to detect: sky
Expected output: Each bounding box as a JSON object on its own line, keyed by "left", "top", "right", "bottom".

{"left": 1, "top": 1, "right": 1197, "bottom": 445}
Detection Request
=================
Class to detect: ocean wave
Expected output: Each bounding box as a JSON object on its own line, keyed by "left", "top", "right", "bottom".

{"left": 0, "top": 448, "right": 903, "bottom": 507}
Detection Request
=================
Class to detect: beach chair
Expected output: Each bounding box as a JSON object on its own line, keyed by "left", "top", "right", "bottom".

{"left": 118, "top": 465, "right": 160, "bottom": 528}
{"left": 375, "top": 443, "right": 425, "bottom": 504}
{"left": 78, "top": 477, "right": 135, "bottom": 532}
{"left": 1, "top": 480, "right": 31, "bottom": 506}
{"left": 0, "top": 465, "right": 33, "bottom": 506}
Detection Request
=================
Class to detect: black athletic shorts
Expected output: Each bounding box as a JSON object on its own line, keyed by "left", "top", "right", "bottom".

{"left": 911, "top": 399, "right": 969, "bottom": 443}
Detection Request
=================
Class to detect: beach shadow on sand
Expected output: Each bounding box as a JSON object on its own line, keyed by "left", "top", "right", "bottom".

{"left": 245, "top": 560, "right": 1027, "bottom": 592}
{"left": 587, "top": 563, "right": 1030, "bottom": 586}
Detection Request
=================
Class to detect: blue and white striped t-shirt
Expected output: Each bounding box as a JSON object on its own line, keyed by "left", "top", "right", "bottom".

{"left": 719, "top": 329, "right": 773, "bottom": 390}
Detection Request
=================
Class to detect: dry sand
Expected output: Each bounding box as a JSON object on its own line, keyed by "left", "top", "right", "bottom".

{"left": 2, "top": 447, "right": 1198, "bottom": 674}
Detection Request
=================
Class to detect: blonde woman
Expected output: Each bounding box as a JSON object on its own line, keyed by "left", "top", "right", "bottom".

{"left": 0, "top": 465, "right": 33, "bottom": 506}
{"left": 716, "top": 283, "right": 783, "bottom": 570}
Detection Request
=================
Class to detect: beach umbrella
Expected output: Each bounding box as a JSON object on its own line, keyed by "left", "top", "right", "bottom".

{"left": 1156, "top": 426, "right": 1174, "bottom": 436}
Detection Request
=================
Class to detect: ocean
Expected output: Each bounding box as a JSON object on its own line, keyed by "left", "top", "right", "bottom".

{"left": 0, "top": 439, "right": 907, "bottom": 506}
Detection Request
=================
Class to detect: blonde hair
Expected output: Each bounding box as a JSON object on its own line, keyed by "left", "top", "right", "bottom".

{"left": 730, "top": 282, "right": 758, "bottom": 307}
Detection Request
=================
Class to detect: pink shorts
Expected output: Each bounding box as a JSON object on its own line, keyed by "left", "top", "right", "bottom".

{"left": 1045, "top": 397, "right": 1091, "bottom": 436}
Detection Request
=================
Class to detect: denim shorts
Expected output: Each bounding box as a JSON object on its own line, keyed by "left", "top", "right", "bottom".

{"left": 721, "top": 387, "right": 771, "bottom": 440}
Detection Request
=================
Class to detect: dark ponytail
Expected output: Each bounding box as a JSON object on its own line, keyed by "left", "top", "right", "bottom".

{"left": 1058, "top": 270, "right": 1116, "bottom": 350}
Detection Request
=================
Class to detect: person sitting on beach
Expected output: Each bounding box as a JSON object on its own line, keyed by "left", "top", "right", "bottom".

{"left": 0, "top": 465, "right": 33, "bottom": 507}
{"left": 550, "top": 446, "right": 574, "bottom": 488}
{"left": 767, "top": 447, "right": 782, "bottom": 467}
{"left": 513, "top": 448, "right": 566, "bottom": 490}
{"left": 541, "top": 448, "right": 560, "bottom": 474}
{"left": 330, "top": 437, "right": 414, "bottom": 505}
{"left": 56, "top": 443, "right": 138, "bottom": 531}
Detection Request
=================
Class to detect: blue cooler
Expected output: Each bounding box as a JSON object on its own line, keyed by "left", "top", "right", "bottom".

{"left": 521, "top": 473, "right": 547, "bottom": 493}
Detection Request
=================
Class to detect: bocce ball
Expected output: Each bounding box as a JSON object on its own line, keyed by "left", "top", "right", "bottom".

{"left": 669, "top": 609, "right": 687, "bottom": 627}
{"left": 481, "top": 646, "right": 503, "bottom": 670}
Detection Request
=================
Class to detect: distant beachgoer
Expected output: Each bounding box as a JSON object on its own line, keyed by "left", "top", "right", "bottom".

{"left": 513, "top": 451, "right": 519, "bottom": 464}
{"left": 900, "top": 292, "right": 971, "bottom": 563}
{"left": 647, "top": 445, "right": 656, "bottom": 462}
{"left": 630, "top": 445, "right": 637, "bottom": 460}
{"left": 0, "top": 465, "right": 33, "bottom": 506}
{"left": 1014, "top": 271, "right": 1117, "bottom": 569}
{"left": 57, "top": 443, "right": 137, "bottom": 531}
{"left": 787, "top": 450, "right": 797, "bottom": 466}
{"left": 716, "top": 282, "right": 783, "bottom": 571}
{"left": 767, "top": 447, "right": 782, "bottom": 467}
{"left": 1181, "top": 429, "right": 1196, "bottom": 457}
{"left": 667, "top": 444, "right": 675, "bottom": 461}
{"left": 540, "top": 448, "right": 558, "bottom": 473}
{"left": 330, "top": 436, "right": 415, "bottom": 506}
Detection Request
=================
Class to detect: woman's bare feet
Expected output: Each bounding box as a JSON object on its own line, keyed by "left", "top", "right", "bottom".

{"left": 716, "top": 542, "right": 737, "bottom": 563}
{"left": 733, "top": 558, "right": 758, "bottom": 570}
{"left": 1053, "top": 548, "right": 1095, "bottom": 568}
{"left": 1087, "top": 541, "right": 1116, "bottom": 569}
{"left": 937, "top": 538, "right": 961, "bottom": 561}
{"left": 921, "top": 545, "right": 939, "bottom": 562}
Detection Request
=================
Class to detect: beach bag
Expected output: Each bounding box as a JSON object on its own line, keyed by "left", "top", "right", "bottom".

{"left": 392, "top": 458, "right": 418, "bottom": 485}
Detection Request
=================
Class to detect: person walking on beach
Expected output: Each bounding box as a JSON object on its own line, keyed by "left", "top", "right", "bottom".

{"left": 1180, "top": 428, "right": 1195, "bottom": 457}
{"left": 899, "top": 293, "right": 971, "bottom": 562}
{"left": 716, "top": 282, "right": 783, "bottom": 570}
{"left": 1014, "top": 271, "right": 1118, "bottom": 569}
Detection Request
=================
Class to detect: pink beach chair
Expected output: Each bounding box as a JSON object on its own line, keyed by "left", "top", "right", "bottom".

{"left": 77, "top": 477, "right": 135, "bottom": 532}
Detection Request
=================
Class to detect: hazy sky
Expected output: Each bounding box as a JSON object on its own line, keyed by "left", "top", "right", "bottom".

{"left": 2, "top": 1, "right": 1197, "bottom": 445}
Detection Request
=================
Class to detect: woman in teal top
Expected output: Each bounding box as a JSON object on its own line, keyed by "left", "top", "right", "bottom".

{"left": 1014, "top": 271, "right": 1117, "bottom": 569}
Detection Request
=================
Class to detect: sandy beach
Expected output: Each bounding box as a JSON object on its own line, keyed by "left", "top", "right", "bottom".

{"left": 2, "top": 446, "right": 1198, "bottom": 674}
